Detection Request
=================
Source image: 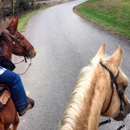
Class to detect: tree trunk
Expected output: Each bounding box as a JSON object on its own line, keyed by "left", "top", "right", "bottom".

{"left": 31, "top": 0, "right": 34, "bottom": 8}
{"left": 11, "top": 0, "right": 13, "bottom": 15}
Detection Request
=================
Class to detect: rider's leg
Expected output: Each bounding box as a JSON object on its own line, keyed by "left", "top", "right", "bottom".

{"left": 0, "top": 68, "right": 34, "bottom": 116}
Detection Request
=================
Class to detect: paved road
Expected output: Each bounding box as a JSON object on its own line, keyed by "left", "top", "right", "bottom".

{"left": 13, "top": 0, "right": 130, "bottom": 129}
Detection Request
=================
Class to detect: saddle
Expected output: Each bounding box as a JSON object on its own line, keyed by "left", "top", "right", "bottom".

{"left": 0, "top": 84, "right": 10, "bottom": 109}
{"left": 0, "top": 84, "right": 34, "bottom": 110}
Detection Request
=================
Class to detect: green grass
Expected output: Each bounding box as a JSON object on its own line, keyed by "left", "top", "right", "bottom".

{"left": 74, "top": 0, "right": 130, "bottom": 39}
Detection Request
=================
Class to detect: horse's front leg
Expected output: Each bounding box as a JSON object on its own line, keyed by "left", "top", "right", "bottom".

{"left": 12, "top": 112, "right": 19, "bottom": 130}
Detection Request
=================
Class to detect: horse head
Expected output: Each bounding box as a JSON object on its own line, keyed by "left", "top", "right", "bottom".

{"left": 98, "top": 45, "right": 130, "bottom": 121}
{"left": 3, "top": 17, "right": 36, "bottom": 59}
{"left": 59, "top": 44, "right": 130, "bottom": 130}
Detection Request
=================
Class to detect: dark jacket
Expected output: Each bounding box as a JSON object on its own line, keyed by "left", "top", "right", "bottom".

{"left": 0, "top": 55, "right": 15, "bottom": 71}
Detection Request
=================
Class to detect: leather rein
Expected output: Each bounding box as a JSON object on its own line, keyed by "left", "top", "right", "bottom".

{"left": 99, "top": 62, "right": 127, "bottom": 130}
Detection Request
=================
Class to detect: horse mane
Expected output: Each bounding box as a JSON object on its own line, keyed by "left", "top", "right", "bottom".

{"left": 59, "top": 55, "right": 107, "bottom": 130}
{"left": 0, "top": 32, "right": 10, "bottom": 58}
{"left": 0, "top": 18, "right": 12, "bottom": 58}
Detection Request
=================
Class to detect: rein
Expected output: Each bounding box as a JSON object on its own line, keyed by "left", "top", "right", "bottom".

{"left": 14, "top": 57, "right": 27, "bottom": 64}
{"left": 14, "top": 58, "right": 32, "bottom": 75}
{"left": 14, "top": 59, "right": 25, "bottom": 64}
{"left": 17, "top": 62, "right": 31, "bottom": 75}
{"left": 99, "top": 118, "right": 125, "bottom": 130}
{"left": 99, "top": 62, "right": 127, "bottom": 130}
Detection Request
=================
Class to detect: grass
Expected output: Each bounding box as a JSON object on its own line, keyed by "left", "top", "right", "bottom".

{"left": 73, "top": 0, "right": 130, "bottom": 39}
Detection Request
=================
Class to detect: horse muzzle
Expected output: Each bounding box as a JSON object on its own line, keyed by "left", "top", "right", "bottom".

{"left": 114, "top": 112, "right": 126, "bottom": 121}
{"left": 114, "top": 100, "right": 130, "bottom": 121}
{"left": 27, "top": 51, "right": 36, "bottom": 59}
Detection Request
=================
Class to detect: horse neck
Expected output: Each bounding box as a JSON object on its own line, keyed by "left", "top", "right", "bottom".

{"left": 0, "top": 34, "right": 12, "bottom": 60}
{"left": 60, "top": 65, "right": 110, "bottom": 130}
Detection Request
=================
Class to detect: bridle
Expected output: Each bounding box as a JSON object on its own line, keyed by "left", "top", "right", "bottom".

{"left": 99, "top": 62, "right": 128, "bottom": 130}
{"left": 3, "top": 29, "right": 33, "bottom": 75}
{"left": 3, "top": 29, "right": 33, "bottom": 58}
{"left": 100, "top": 62, "right": 127, "bottom": 118}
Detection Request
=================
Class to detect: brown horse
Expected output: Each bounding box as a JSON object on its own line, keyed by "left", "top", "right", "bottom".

{"left": 0, "top": 17, "right": 36, "bottom": 130}
{"left": 59, "top": 44, "right": 130, "bottom": 130}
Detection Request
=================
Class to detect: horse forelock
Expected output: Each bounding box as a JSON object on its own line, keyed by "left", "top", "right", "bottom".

{"left": 59, "top": 55, "right": 108, "bottom": 130}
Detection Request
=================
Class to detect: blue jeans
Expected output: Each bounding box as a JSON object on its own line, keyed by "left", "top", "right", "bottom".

{"left": 0, "top": 68, "right": 28, "bottom": 112}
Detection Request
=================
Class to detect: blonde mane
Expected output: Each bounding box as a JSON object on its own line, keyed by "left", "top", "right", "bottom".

{"left": 59, "top": 54, "right": 109, "bottom": 130}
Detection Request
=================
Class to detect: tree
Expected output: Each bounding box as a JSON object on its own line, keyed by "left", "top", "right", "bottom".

{"left": 15, "top": 0, "right": 29, "bottom": 13}
{"left": 30, "top": 0, "right": 34, "bottom": 8}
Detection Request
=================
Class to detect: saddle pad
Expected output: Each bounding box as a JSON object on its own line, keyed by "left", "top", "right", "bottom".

{"left": 0, "top": 90, "right": 10, "bottom": 108}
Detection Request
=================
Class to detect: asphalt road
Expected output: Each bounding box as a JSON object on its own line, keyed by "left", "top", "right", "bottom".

{"left": 13, "top": 0, "right": 130, "bottom": 129}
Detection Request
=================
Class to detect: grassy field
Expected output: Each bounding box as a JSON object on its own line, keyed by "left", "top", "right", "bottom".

{"left": 73, "top": 0, "right": 130, "bottom": 40}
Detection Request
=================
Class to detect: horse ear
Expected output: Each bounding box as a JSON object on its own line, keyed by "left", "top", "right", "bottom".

{"left": 95, "top": 44, "right": 105, "bottom": 56}
{"left": 108, "top": 45, "right": 122, "bottom": 68}
{"left": 7, "top": 17, "right": 18, "bottom": 34}
{"left": 13, "top": 17, "right": 18, "bottom": 31}
{"left": 8, "top": 17, "right": 15, "bottom": 26}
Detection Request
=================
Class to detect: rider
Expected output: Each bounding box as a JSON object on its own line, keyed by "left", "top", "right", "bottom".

{"left": 0, "top": 54, "right": 34, "bottom": 116}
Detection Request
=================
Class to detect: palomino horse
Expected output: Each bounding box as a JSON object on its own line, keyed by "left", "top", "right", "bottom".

{"left": 59, "top": 44, "right": 130, "bottom": 130}
{"left": 0, "top": 17, "right": 36, "bottom": 130}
